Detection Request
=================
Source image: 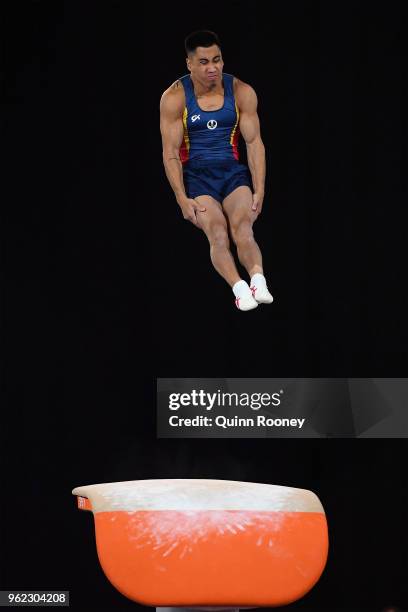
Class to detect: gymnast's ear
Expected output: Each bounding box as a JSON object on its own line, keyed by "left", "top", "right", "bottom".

{"left": 186, "top": 52, "right": 194, "bottom": 72}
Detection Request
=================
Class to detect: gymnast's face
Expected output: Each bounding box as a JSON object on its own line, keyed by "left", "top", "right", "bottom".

{"left": 186, "top": 45, "right": 224, "bottom": 87}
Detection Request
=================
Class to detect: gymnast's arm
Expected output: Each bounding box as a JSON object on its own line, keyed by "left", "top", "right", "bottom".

{"left": 160, "top": 85, "right": 187, "bottom": 203}
{"left": 160, "top": 85, "right": 206, "bottom": 225}
{"left": 236, "top": 80, "right": 266, "bottom": 213}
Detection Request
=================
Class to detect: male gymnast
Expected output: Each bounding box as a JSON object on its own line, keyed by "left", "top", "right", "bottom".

{"left": 160, "top": 30, "right": 273, "bottom": 311}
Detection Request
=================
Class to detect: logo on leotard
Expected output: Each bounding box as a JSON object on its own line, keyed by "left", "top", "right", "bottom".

{"left": 191, "top": 114, "right": 201, "bottom": 122}
{"left": 207, "top": 119, "right": 217, "bottom": 130}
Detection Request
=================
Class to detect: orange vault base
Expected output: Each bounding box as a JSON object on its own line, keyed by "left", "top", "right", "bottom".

{"left": 72, "top": 479, "right": 329, "bottom": 607}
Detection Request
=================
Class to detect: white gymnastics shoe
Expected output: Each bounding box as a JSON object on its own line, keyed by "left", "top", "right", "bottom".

{"left": 233, "top": 280, "right": 259, "bottom": 311}
{"left": 250, "top": 273, "right": 274, "bottom": 304}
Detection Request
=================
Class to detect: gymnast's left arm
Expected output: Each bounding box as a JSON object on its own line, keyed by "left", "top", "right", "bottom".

{"left": 236, "top": 81, "right": 266, "bottom": 214}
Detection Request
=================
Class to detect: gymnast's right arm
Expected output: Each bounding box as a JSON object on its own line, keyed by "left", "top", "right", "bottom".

{"left": 160, "top": 88, "right": 206, "bottom": 225}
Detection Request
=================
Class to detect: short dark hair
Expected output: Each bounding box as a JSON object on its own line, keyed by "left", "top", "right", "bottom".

{"left": 184, "top": 30, "right": 221, "bottom": 56}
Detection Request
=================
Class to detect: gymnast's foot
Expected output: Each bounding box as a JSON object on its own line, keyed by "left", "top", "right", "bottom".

{"left": 233, "top": 280, "right": 258, "bottom": 311}
{"left": 250, "top": 273, "right": 274, "bottom": 304}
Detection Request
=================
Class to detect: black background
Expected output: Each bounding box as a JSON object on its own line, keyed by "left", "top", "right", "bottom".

{"left": 2, "top": 1, "right": 408, "bottom": 610}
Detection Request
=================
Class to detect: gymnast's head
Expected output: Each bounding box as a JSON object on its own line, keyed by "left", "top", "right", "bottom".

{"left": 185, "top": 30, "right": 224, "bottom": 86}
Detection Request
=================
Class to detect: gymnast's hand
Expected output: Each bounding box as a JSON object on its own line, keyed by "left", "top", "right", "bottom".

{"left": 177, "top": 196, "right": 206, "bottom": 226}
{"left": 251, "top": 190, "right": 264, "bottom": 217}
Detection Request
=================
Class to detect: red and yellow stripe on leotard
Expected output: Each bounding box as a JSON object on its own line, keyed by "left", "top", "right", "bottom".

{"left": 230, "top": 102, "right": 240, "bottom": 160}
{"left": 179, "top": 107, "right": 190, "bottom": 163}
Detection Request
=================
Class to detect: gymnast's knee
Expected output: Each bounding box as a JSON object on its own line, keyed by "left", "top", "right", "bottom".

{"left": 209, "top": 224, "right": 230, "bottom": 250}
{"left": 231, "top": 221, "right": 254, "bottom": 248}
